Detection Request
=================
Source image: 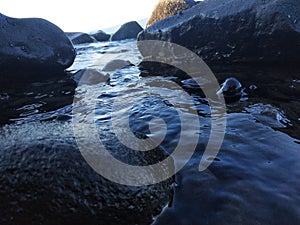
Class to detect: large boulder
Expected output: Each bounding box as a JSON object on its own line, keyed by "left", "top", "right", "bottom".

{"left": 146, "top": 0, "right": 197, "bottom": 27}
{"left": 65, "top": 32, "right": 96, "bottom": 45}
{"left": 138, "top": 0, "right": 300, "bottom": 65}
{"left": 0, "top": 121, "right": 174, "bottom": 225}
{"left": 0, "top": 13, "right": 75, "bottom": 73}
{"left": 90, "top": 30, "right": 111, "bottom": 42}
{"left": 111, "top": 21, "right": 143, "bottom": 41}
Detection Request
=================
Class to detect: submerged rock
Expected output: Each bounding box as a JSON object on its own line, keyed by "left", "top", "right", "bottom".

{"left": 65, "top": 32, "right": 96, "bottom": 45}
{"left": 245, "top": 103, "right": 292, "bottom": 128}
{"left": 111, "top": 21, "right": 143, "bottom": 41}
{"left": 0, "top": 121, "right": 174, "bottom": 225}
{"left": 0, "top": 13, "right": 75, "bottom": 73}
{"left": 138, "top": 0, "right": 300, "bottom": 65}
{"left": 102, "top": 59, "right": 133, "bottom": 71}
{"left": 73, "top": 68, "right": 109, "bottom": 85}
{"left": 146, "top": 0, "right": 197, "bottom": 27}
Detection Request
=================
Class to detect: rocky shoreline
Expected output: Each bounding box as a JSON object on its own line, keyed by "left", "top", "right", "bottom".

{"left": 1, "top": 0, "right": 300, "bottom": 224}
{"left": 0, "top": 12, "right": 173, "bottom": 225}
{"left": 3, "top": 0, "right": 300, "bottom": 77}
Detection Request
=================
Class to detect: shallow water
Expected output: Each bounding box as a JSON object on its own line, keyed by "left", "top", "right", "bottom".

{"left": 1, "top": 40, "right": 299, "bottom": 224}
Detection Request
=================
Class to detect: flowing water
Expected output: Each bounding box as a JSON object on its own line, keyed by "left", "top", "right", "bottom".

{"left": 1, "top": 39, "right": 299, "bottom": 224}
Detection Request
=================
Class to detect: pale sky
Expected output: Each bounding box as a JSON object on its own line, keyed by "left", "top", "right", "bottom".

{"left": 0, "top": 0, "right": 158, "bottom": 32}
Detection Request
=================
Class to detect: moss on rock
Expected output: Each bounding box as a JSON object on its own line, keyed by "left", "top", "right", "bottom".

{"left": 146, "top": 0, "right": 190, "bottom": 27}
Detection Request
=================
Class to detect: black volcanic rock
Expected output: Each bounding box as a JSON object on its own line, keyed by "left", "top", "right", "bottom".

{"left": 138, "top": 0, "right": 300, "bottom": 65}
{"left": 111, "top": 21, "right": 143, "bottom": 41}
{"left": 0, "top": 13, "right": 75, "bottom": 73}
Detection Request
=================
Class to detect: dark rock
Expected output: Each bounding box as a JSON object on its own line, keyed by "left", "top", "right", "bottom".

{"left": 90, "top": 30, "right": 111, "bottom": 42}
{"left": 139, "top": 61, "right": 188, "bottom": 79}
{"left": 111, "top": 21, "right": 143, "bottom": 41}
{"left": 65, "top": 32, "right": 96, "bottom": 45}
{"left": 138, "top": 0, "right": 300, "bottom": 65}
{"left": 0, "top": 121, "right": 174, "bottom": 225}
{"left": 0, "top": 13, "right": 75, "bottom": 73}
{"left": 217, "top": 77, "right": 243, "bottom": 103}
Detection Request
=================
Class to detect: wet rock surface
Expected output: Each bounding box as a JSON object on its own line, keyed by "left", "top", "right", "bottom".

{"left": 217, "top": 77, "right": 243, "bottom": 103}
{"left": 0, "top": 13, "right": 75, "bottom": 73}
{"left": 138, "top": 0, "right": 300, "bottom": 65}
{"left": 0, "top": 121, "right": 174, "bottom": 225}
